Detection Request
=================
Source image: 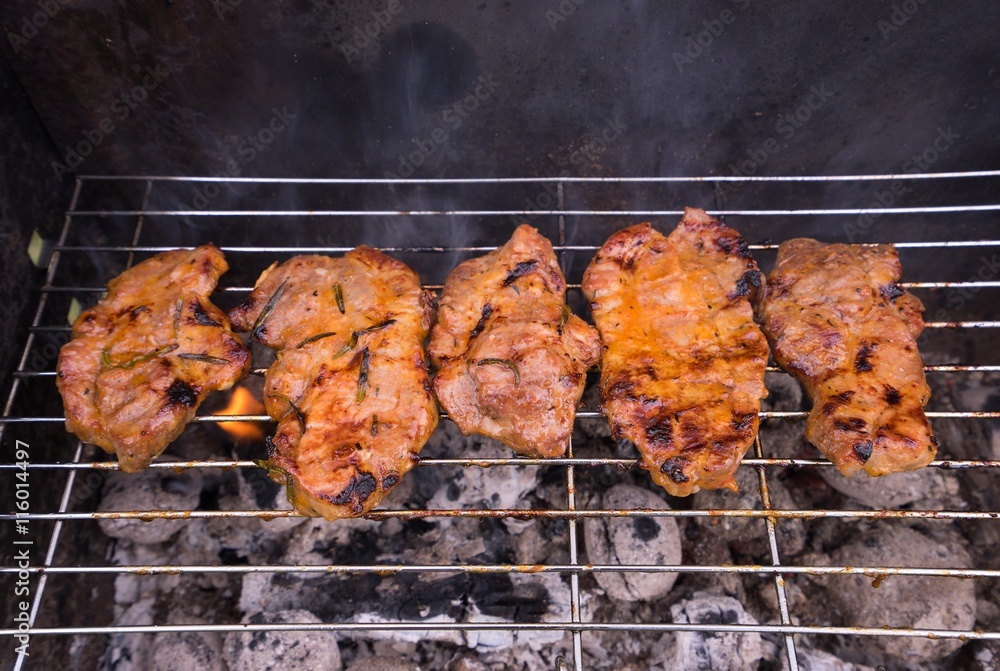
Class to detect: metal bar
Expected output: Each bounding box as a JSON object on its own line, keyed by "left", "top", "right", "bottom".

{"left": 4, "top": 409, "right": 999, "bottom": 424}
{"left": 2, "top": 563, "right": 996, "bottom": 579}
{"left": 2, "top": 622, "right": 998, "bottom": 640}
{"left": 65, "top": 205, "right": 1000, "bottom": 217}
{"left": 3, "top": 508, "right": 998, "bottom": 522}
{"left": 19, "top": 363, "right": 1000, "bottom": 376}
{"left": 76, "top": 170, "right": 1000, "bottom": 182}
{"left": 753, "top": 433, "right": 799, "bottom": 670}
{"left": 2, "top": 457, "right": 1000, "bottom": 471}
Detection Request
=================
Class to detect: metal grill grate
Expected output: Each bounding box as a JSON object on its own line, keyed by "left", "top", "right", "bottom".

{"left": 3, "top": 172, "right": 1000, "bottom": 670}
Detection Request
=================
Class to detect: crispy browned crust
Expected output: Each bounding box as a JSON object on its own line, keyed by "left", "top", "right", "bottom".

{"left": 758, "top": 238, "right": 936, "bottom": 476}
{"left": 56, "top": 245, "right": 250, "bottom": 472}
{"left": 582, "top": 208, "right": 769, "bottom": 496}
{"left": 228, "top": 248, "right": 438, "bottom": 519}
{"left": 428, "top": 224, "right": 600, "bottom": 458}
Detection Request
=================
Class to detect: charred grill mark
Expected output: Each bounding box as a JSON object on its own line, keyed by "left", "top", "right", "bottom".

{"left": 644, "top": 416, "right": 673, "bottom": 449}
{"left": 381, "top": 473, "right": 400, "bottom": 489}
{"left": 128, "top": 305, "right": 150, "bottom": 320}
{"left": 502, "top": 260, "right": 537, "bottom": 286}
{"left": 715, "top": 234, "right": 753, "bottom": 259}
{"left": 190, "top": 300, "right": 221, "bottom": 327}
{"left": 470, "top": 304, "right": 493, "bottom": 340}
{"left": 660, "top": 456, "right": 690, "bottom": 483}
{"left": 884, "top": 385, "right": 902, "bottom": 406}
{"left": 822, "top": 391, "right": 855, "bottom": 415}
{"left": 729, "top": 270, "right": 762, "bottom": 299}
{"left": 855, "top": 342, "right": 876, "bottom": 373}
{"left": 731, "top": 413, "right": 755, "bottom": 433}
{"left": 833, "top": 417, "right": 867, "bottom": 432}
{"left": 853, "top": 440, "right": 874, "bottom": 463}
{"left": 166, "top": 379, "right": 197, "bottom": 406}
{"left": 326, "top": 472, "right": 379, "bottom": 508}
{"left": 880, "top": 281, "right": 905, "bottom": 300}
{"left": 930, "top": 435, "right": 940, "bottom": 447}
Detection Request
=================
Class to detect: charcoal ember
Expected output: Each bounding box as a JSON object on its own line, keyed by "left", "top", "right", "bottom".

{"left": 583, "top": 484, "right": 682, "bottom": 602}
{"left": 817, "top": 525, "right": 976, "bottom": 664}
{"left": 662, "top": 592, "right": 766, "bottom": 670}
{"left": 150, "top": 630, "right": 224, "bottom": 671}
{"left": 817, "top": 468, "right": 960, "bottom": 510}
{"left": 223, "top": 610, "right": 342, "bottom": 671}
{"left": 345, "top": 655, "right": 419, "bottom": 671}
{"left": 97, "top": 458, "right": 203, "bottom": 544}
{"left": 692, "top": 464, "right": 806, "bottom": 558}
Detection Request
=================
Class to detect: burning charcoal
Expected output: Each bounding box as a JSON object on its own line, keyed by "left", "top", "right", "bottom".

{"left": 223, "top": 610, "right": 342, "bottom": 671}
{"left": 97, "top": 457, "right": 203, "bottom": 544}
{"left": 344, "top": 656, "right": 418, "bottom": 671}
{"left": 662, "top": 593, "right": 766, "bottom": 670}
{"left": 818, "top": 467, "right": 960, "bottom": 510}
{"left": 818, "top": 525, "right": 976, "bottom": 663}
{"left": 583, "top": 484, "right": 682, "bottom": 602}
{"left": 150, "top": 630, "right": 224, "bottom": 671}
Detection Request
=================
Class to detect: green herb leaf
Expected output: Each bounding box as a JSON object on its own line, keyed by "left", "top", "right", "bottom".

{"left": 296, "top": 331, "right": 338, "bottom": 349}
{"left": 267, "top": 392, "right": 306, "bottom": 432}
{"left": 172, "top": 299, "right": 183, "bottom": 337}
{"left": 557, "top": 304, "right": 570, "bottom": 335}
{"left": 251, "top": 278, "right": 288, "bottom": 342}
{"left": 331, "top": 319, "right": 396, "bottom": 360}
{"left": 334, "top": 283, "right": 345, "bottom": 314}
{"left": 356, "top": 347, "right": 371, "bottom": 403}
{"left": 371, "top": 414, "right": 379, "bottom": 437}
{"left": 177, "top": 352, "right": 229, "bottom": 364}
{"left": 477, "top": 357, "right": 520, "bottom": 387}
{"left": 102, "top": 344, "right": 178, "bottom": 369}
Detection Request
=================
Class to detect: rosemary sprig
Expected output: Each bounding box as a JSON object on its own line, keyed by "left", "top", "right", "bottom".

{"left": 334, "top": 283, "right": 345, "bottom": 314}
{"left": 557, "top": 304, "right": 570, "bottom": 335}
{"left": 172, "top": 299, "right": 183, "bottom": 337}
{"left": 177, "top": 352, "right": 230, "bottom": 364}
{"left": 267, "top": 392, "right": 306, "bottom": 431}
{"left": 356, "top": 347, "right": 371, "bottom": 403}
{"left": 477, "top": 357, "right": 521, "bottom": 387}
{"left": 250, "top": 278, "right": 288, "bottom": 342}
{"left": 371, "top": 414, "right": 379, "bottom": 437}
{"left": 295, "top": 331, "right": 337, "bottom": 349}
{"left": 332, "top": 319, "right": 396, "bottom": 360}
{"left": 252, "top": 457, "right": 289, "bottom": 482}
{"left": 101, "top": 344, "right": 178, "bottom": 370}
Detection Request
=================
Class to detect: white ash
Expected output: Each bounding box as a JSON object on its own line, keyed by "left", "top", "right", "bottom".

{"left": 149, "top": 629, "right": 225, "bottom": 671}
{"left": 783, "top": 644, "right": 879, "bottom": 671}
{"left": 583, "top": 483, "right": 681, "bottom": 602}
{"left": 818, "top": 467, "right": 962, "bottom": 510}
{"left": 801, "top": 524, "right": 976, "bottom": 665}
{"left": 660, "top": 592, "right": 767, "bottom": 671}
{"left": 223, "top": 610, "right": 342, "bottom": 671}
{"left": 345, "top": 655, "right": 420, "bottom": 671}
{"left": 97, "top": 456, "right": 203, "bottom": 544}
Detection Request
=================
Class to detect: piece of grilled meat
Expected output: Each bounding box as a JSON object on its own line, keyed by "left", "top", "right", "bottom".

{"left": 429, "top": 224, "right": 600, "bottom": 458}
{"left": 582, "top": 208, "right": 769, "bottom": 496}
{"left": 56, "top": 245, "right": 250, "bottom": 472}
{"left": 228, "top": 248, "right": 438, "bottom": 519}
{"left": 758, "top": 239, "right": 936, "bottom": 476}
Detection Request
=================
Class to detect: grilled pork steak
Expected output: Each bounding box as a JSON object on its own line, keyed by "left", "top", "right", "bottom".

{"left": 429, "top": 224, "right": 600, "bottom": 458}
{"left": 228, "top": 248, "right": 438, "bottom": 519}
{"left": 582, "top": 209, "right": 769, "bottom": 496}
{"left": 57, "top": 245, "right": 250, "bottom": 472}
{"left": 758, "top": 238, "right": 936, "bottom": 475}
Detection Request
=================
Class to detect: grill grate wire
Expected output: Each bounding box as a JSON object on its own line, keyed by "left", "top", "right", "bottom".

{"left": 3, "top": 172, "right": 1000, "bottom": 671}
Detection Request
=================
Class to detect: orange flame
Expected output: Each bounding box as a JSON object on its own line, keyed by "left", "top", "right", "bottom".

{"left": 216, "top": 386, "right": 267, "bottom": 443}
